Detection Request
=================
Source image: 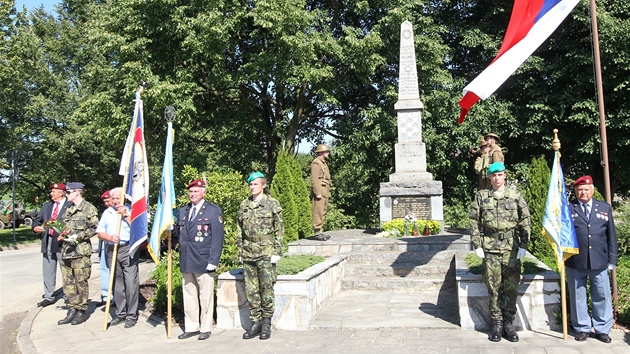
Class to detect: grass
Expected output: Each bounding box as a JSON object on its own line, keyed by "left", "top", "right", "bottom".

{"left": 464, "top": 253, "right": 547, "bottom": 275}
{"left": 0, "top": 226, "right": 40, "bottom": 247}
{"left": 276, "top": 254, "right": 326, "bottom": 275}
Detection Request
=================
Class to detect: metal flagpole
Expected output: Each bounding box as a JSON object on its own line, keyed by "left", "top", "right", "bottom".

{"left": 164, "top": 106, "right": 176, "bottom": 339}
{"left": 588, "top": 0, "right": 618, "bottom": 320}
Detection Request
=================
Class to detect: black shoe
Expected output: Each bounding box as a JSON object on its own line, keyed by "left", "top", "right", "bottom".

{"left": 109, "top": 317, "right": 125, "bottom": 326}
{"left": 594, "top": 333, "right": 611, "bottom": 343}
{"left": 58, "top": 309, "right": 77, "bottom": 325}
{"left": 259, "top": 318, "right": 272, "bottom": 340}
{"left": 243, "top": 321, "right": 261, "bottom": 339}
{"left": 124, "top": 319, "right": 137, "bottom": 328}
{"left": 198, "top": 332, "right": 211, "bottom": 340}
{"left": 178, "top": 331, "right": 200, "bottom": 340}
{"left": 94, "top": 300, "right": 107, "bottom": 307}
{"left": 71, "top": 310, "right": 88, "bottom": 325}
{"left": 489, "top": 320, "right": 502, "bottom": 342}
{"left": 313, "top": 234, "right": 329, "bottom": 241}
{"left": 37, "top": 299, "right": 54, "bottom": 307}
{"left": 503, "top": 322, "right": 519, "bottom": 342}
{"left": 574, "top": 331, "right": 589, "bottom": 341}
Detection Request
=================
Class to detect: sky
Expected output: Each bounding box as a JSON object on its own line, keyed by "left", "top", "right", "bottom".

{"left": 15, "top": 0, "right": 58, "bottom": 12}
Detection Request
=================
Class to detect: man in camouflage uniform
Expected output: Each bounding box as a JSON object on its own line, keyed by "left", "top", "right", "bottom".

{"left": 473, "top": 137, "right": 491, "bottom": 190}
{"left": 469, "top": 162, "right": 530, "bottom": 342}
{"left": 311, "top": 144, "right": 331, "bottom": 241}
{"left": 238, "top": 172, "right": 284, "bottom": 340}
{"left": 57, "top": 182, "right": 99, "bottom": 325}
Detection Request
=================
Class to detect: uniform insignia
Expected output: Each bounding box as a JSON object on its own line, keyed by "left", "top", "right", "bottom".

{"left": 218, "top": 215, "right": 223, "bottom": 224}
{"left": 276, "top": 206, "right": 282, "bottom": 213}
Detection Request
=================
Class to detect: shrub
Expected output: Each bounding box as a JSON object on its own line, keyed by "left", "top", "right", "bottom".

{"left": 151, "top": 249, "right": 184, "bottom": 314}
{"left": 381, "top": 218, "right": 441, "bottom": 235}
{"left": 271, "top": 151, "right": 300, "bottom": 245}
{"left": 323, "top": 201, "right": 356, "bottom": 231}
{"left": 276, "top": 254, "right": 326, "bottom": 275}
{"left": 521, "top": 155, "right": 554, "bottom": 262}
{"left": 288, "top": 154, "right": 312, "bottom": 239}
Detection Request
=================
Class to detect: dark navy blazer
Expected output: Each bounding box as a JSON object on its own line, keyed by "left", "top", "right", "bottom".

{"left": 565, "top": 198, "right": 617, "bottom": 270}
{"left": 32, "top": 200, "right": 72, "bottom": 254}
{"left": 175, "top": 201, "right": 225, "bottom": 274}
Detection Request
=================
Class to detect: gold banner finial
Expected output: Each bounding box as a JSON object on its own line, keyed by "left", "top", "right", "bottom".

{"left": 552, "top": 129, "right": 560, "bottom": 151}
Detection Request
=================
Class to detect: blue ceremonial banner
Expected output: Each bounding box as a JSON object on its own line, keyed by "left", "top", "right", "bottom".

{"left": 119, "top": 92, "right": 150, "bottom": 257}
{"left": 542, "top": 151, "right": 579, "bottom": 271}
{"left": 148, "top": 121, "right": 175, "bottom": 263}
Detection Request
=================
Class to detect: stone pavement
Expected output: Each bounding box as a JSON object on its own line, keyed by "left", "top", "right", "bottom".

{"left": 18, "top": 231, "right": 630, "bottom": 353}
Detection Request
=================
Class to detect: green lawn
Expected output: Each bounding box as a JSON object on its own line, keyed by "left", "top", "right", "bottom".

{"left": 0, "top": 226, "right": 40, "bottom": 247}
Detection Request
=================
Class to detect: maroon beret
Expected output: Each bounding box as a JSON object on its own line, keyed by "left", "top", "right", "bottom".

{"left": 186, "top": 179, "right": 206, "bottom": 189}
{"left": 573, "top": 175, "right": 594, "bottom": 187}
{"left": 100, "top": 190, "right": 111, "bottom": 199}
{"left": 50, "top": 183, "right": 66, "bottom": 191}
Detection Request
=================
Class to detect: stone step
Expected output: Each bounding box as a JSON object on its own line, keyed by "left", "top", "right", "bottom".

{"left": 344, "top": 263, "right": 452, "bottom": 277}
{"left": 311, "top": 289, "right": 460, "bottom": 330}
{"left": 346, "top": 249, "right": 460, "bottom": 265}
{"left": 342, "top": 276, "right": 456, "bottom": 292}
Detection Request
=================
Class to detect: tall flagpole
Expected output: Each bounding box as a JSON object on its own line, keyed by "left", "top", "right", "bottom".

{"left": 588, "top": 0, "right": 618, "bottom": 319}
{"left": 164, "top": 106, "right": 175, "bottom": 339}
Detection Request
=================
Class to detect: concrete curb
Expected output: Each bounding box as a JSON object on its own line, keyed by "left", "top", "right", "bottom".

{"left": 17, "top": 306, "right": 40, "bottom": 354}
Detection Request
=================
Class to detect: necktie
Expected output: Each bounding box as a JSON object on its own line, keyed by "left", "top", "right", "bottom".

{"left": 583, "top": 203, "right": 590, "bottom": 221}
{"left": 49, "top": 202, "right": 60, "bottom": 235}
{"left": 189, "top": 206, "right": 197, "bottom": 223}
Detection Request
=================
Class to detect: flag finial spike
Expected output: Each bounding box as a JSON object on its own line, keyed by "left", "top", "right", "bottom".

{"left": 552, "top": 129, "right": 561, "bottom": 151}
{"left": 164, "top": 106, "right": 176, "bottom": 123}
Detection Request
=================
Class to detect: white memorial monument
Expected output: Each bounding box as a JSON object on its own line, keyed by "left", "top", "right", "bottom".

{"left": 379, "top": 20, "right": 444, "bottom": 227}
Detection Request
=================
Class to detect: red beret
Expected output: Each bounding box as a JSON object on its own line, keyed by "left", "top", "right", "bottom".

{"left": 100, "top": 190, "right": 111, "bottom": 199}
{"left": 186, "top": 179, "right": 206, "bottom": 189}
{"left": 50, "top": 183, "right": 66, "bottom": 191}
{"left": 573, "top": 175, "right": 594, "bottom": 187}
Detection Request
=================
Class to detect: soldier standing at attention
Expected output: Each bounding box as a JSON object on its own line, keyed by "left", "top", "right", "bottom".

{"left": 175, "top": 179, "right": 225, "bottom": 340}
{"left": 311, "top": 144, "right": 331, "bottom": 241}
{"left": 469, "top": 162, "right": 530, "bottom": 343}
{"left": 473, "top": 137, "right": 491, "bottom": 190}
{"left": 238, "top": 172, "right": 284, "bottom": 340}
{"left": 485, "top": 133, "right": 505, "bottom": 167}
{"left": 57, "top": 182, "right": 99, "bottom": 326}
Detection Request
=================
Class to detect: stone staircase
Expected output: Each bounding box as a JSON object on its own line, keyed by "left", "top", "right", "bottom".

{"left": 288, "top": 229, "right": 472, "bottom": 330}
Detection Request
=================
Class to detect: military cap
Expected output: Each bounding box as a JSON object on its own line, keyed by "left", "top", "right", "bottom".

{"left": 66, "top": 182, "right": 85, "bottom": 190}
{"left": 100, "top": 190, "right": 111, "bottom": 199}
{"left": 478, "top": 137, "right": 488, "bottom": 147}
{"left": 484, "top": 133, "right": 501, "bottom": 143}
{"left": 573, "top": 175, "right": 594, "bottom": 187}
{"left": 186, "top": 179, "right": 206, "bottom": 189}
{"left": 487, "top": 162, "right": 506, "bottom": 176}
{"left": 50, "top": 183, "right": 66, "bottom": 191}
{"left": 247, "top": 171, "right": 265, "bottom": 183}
{"left": 315, "top": 144, "right": 330, "bottom": 153}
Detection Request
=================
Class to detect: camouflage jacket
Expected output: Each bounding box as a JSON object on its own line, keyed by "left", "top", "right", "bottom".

{"left": 61, "top": 199, "right": 98, "bottom": 259}
{"left": 237, "top": 194, "right": 284, "bottom": 261}
{"left": 469, "top": 187, "right": 530, "bottom": 253}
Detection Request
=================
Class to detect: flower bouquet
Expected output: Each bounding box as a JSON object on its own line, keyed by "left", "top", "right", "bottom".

{"left": 44, "top": 219, "right": 67, "bottom": 233}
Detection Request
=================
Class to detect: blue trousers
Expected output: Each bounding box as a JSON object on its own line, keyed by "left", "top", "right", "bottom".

{"left": 100, "top": 242, "right": 111, "bottom": 301}
{"left": 566, "top": 266, "right": 613, "bottom": 334}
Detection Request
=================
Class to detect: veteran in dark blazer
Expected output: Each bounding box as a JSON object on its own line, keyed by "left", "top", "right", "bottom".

{"left": 566, "top": 175, "right": 618, "bottom": 344}
{"left": 174, "top": 179, "right": 225, "bottom": 341}
{"left": 32, "top": 183, "right": 72, "bottom": 307}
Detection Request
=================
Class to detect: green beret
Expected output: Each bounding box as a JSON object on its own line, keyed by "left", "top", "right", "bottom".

{"left": 247, "top": 171, "right": 265, "bottom": 183}
{"left": 487, "top": 162, "right": 506, "bottom": 176}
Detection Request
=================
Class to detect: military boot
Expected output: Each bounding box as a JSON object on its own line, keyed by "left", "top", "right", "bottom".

{"left": 503, "top": 321, "right": 519, "bottom": 342}
{"left": 259, "top": 317, "right": 272, "bottom": 340}
{"left": 58, "top": 309, "right": 77, "bottom": 325}
{"left": 489, "top": 320, "right": 503, "bottom": 342}
{"left": 71, "top": 310, "right": 89, "bottom": 325}
{"left": 242, "top": 321, "right": 261, "bottom": 339}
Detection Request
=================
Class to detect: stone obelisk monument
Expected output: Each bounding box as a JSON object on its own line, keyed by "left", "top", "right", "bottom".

{"left": 379, "top": 20, "right": 444, "bottom": 227}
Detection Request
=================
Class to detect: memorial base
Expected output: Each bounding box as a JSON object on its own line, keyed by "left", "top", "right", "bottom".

{"left": 379, "top": 181, "right": 443, "bottom": 229}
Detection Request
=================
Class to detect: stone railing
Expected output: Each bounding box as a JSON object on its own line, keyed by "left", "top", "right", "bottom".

{"left": 216, "top": 254, "right": 347, "bottom": 330}
{"left": 456, "top": 253, "right": 561, "bottom": 331}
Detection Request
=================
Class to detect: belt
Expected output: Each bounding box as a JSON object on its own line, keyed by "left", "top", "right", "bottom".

{"left": 108, "top": 242, "right": 129, "bottom": 247}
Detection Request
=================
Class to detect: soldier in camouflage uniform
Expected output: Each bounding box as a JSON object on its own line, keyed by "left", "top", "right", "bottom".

{"left": 469, "top": 162, "right": 530, "bottom": 343}
{"left": 57, "top": 182, "right": 99, "bottom": 325}
{"left": 238, "top": 172, "right": 284, "bottom": 340}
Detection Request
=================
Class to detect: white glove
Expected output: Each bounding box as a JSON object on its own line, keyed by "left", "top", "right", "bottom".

{"left": 63, "top": 234, "right": 78, "bottom": 243}
{"left": 475, "top": 248, "right": 485, "bottom": 258}
{"left": 516, "top": 248, "right": 527, "bottom": 260}
{"left": 608, "top": 264, "right": 615, "bottom": 271}
{"left": 270, "top": 255, "right": 281, "bottom": 264}
{"left": 239, "top": 256, "right": 242, "bottom": 264}
{"left": 206, "top": 264, "right": 217, "bottom": 272}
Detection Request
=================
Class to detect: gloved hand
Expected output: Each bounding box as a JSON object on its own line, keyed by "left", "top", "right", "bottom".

{"left": 206, "top": 264, "right": 217, "bottom": 272}
{"left": 608, "top": 264, "right": 615, "bottom": 271}
{"left": 475, "top": 248, "right": 485, "bottom": 258}
{"left": 271, "top": 255, "right": 281, "bottom": 264}
{"left": 63, "top": 234, "right": 78, "bottom": 244}
{"left": 516, "top": 248, "right": 527, "bottom": 260}
{"left": 239, "top": 256, "right": 242, "bottom": 264}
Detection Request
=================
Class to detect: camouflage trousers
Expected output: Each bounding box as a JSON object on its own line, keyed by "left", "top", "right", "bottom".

{"left": 482, "top": 251, "right": 521, "bottom": 322}
{"left": 243, "top": 259, "right": 277, "bottom": 321}
{"left": 61, "top": 256, "right": 91, "bottom": 311}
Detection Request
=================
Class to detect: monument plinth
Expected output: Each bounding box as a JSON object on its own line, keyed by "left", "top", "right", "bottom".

{"left": 380, "top": 20, "right": 444, "bottom": 227}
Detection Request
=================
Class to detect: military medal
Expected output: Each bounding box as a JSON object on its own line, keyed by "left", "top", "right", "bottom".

{"left": 204, "top": 224, "right": 209, "bottom": 237}
{"left": 196, "top": 225, "right": 204, "bottom": 242}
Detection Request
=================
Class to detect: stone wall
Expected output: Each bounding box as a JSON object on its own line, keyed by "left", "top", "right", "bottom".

{"left": 216, "top": 254, "right": 347, "bottom": 330}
